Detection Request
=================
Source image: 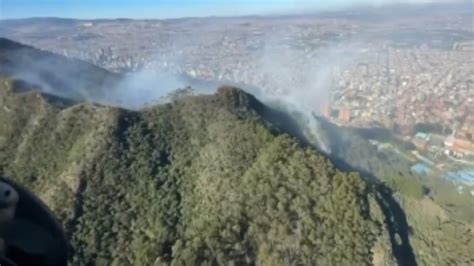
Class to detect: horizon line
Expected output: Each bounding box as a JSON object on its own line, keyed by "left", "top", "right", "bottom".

{"left": 0, "top": 1, "right": 470, "bottom": 21}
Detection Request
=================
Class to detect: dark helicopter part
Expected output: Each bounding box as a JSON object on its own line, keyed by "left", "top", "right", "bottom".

{"left": 0, "top": 176, "right": 69, "bottom": 266}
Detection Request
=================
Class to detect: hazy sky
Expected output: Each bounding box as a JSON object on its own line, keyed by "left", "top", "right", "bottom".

{"left": 0, "top": 0, "right": 464, "bottom": 19}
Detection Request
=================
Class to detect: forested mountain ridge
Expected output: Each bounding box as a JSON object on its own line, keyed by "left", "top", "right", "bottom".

{"left": 0, "top": 79, "right": 396, "bottom": 264}
{"left": 3, "top": 37, "right": 473, "bottom": 266}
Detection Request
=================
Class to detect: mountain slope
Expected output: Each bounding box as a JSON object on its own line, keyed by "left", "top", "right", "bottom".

{"left": 0, "top": 37, "right": 118, "bottom": 102}
{"left": 1, "top": 36, "right": 471, "bottom": 266}
{"left": 0, "top": 83, "right": 394, "bottom": 264}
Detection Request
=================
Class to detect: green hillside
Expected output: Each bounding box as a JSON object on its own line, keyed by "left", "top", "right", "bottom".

{"left": 2, "top": 37, "right": 472, "bottom": 265}
{"left": 0, "top": 73, "right": 397, "bottom": 264}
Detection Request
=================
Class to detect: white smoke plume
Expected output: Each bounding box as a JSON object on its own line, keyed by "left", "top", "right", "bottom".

{"left": 256, "top": 39, "right": 367, "bottom": 114}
